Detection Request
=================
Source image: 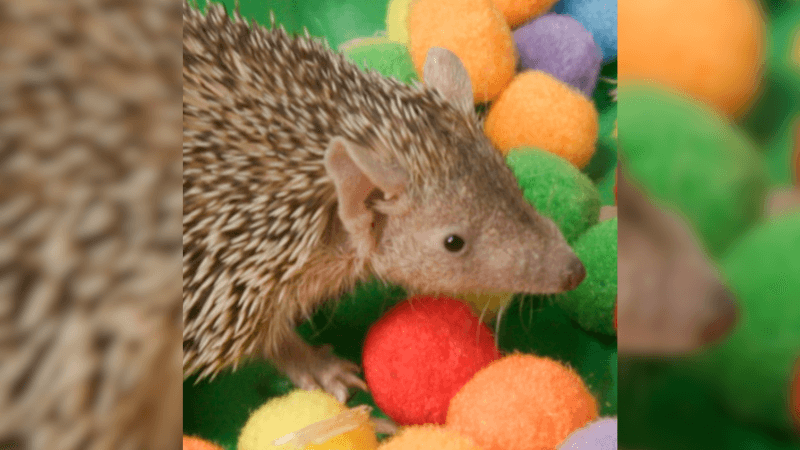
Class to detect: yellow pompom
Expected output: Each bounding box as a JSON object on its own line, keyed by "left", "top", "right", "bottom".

{"left": 238, "top": 390, "right": 379, "bottom": 450}
{"left": 457, "top": 292, "right": 513, "bottom": 322}
{"left": 408, "top": 0, "right": 517, "bottom": 103}
{"left": 484, "top": 71, "right": 598, "bottom": 169}
{"left": 378, "top": 425, "right": 483, "bottom": 450}
{"left": 491, "top": 0, "right": 559, "bottom": 28}
{"left": 619, "top": 0, "right": 766, "bottom": 118}
{"left": 386, "top": 0, "right": 413, "bottom": 45}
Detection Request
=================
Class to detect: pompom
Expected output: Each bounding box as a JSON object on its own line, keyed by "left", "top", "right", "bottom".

{"left": 408, "top": 0, "right": 517, "bottom": 103}
{"left": 513, "top": 13, "right": 602, "bottom": 97}
{"left": 506, "top": 148, "right": 600, "bottom": 243}
{"left": 485, "top": 71, "right": 598, "bottom": 168}
{"left": 553, "top": 0, "right": 616, "bottom": 63}
{"left": 618, "top": 0, "right": 766, "bottom": 117}
{"left": 377, "top": 425, "right": 483, "bottom": 450}
{"left": 617, "top": 83, "right": 768, "bottom": 258}
{"left": 558, "top": 218, "right": 617, "bottom": 335}
{"left": 238, "top": 390, "right": 378, "bottom": 450}
{"left": 386, "top": 0, "right": 413, "bottom": 45}
{"left": 183, "top": 436, "right": 224, "bottom": 450}
{"left": 556, "top": 417, "right": 617, "bottom": 449}
{"left": 492, "top": 0, "right": 560, "bottom": 28}
{"left": 697, "top": 212, "right": 800, "bottom": 433}
{"left": 362, "top": 296, "right": 500, "bottom": 425}
{"left": 341, "top": 37, "right": 419, "bottom": 85}
{"left": 457, "top": 291, "right": 514, "bottom": 323}
{"left": 447, "top": 354, "right": 599, "bottom": 450}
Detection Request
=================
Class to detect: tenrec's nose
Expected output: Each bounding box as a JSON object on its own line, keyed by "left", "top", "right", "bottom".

{"left": 700, "top": 286, "right": 739, "bottom": 344}
{"left": 562, "top": 256, "right": 586, "bottom": 291}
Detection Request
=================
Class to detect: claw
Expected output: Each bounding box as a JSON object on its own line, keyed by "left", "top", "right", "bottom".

{"left": 273, "top": 332, "right": 368, "bottom": 403}
{"left": 372, "top": 417, "right": 399, "bottom": 435}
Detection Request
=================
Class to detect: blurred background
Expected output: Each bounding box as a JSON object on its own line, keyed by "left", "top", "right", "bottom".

{"left": 0, "top": 0, "right": 183, "bottom": 449}
{"left": 617, "top": 0, "right": 800, "bottom": 449}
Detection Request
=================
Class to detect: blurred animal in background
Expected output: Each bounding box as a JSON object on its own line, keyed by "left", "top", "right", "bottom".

{"left": 0, "top": 0, "right": 183, "bottom": 449}
{"left": 616, "top": 165, "right": 739, "bottom": 355}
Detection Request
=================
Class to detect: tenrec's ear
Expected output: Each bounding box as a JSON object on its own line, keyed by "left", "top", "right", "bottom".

{"left": 324, "top": 137, "right": 408, "bottom": 243}
{"left": 423, "top": 47, "right": 474, "bottom": 112}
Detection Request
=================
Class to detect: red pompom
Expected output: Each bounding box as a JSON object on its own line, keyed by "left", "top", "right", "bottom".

{"left": 362, "top": 295, "right": 500, "bottom": 425}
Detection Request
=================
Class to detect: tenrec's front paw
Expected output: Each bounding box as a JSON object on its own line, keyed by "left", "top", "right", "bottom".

{"left": 279, "top": 344, "right": 368, "bottom": 403}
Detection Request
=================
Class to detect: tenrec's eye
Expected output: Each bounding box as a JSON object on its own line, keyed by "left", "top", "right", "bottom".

{"left": 444, "top": 235, "right": 465, "bottom": 252}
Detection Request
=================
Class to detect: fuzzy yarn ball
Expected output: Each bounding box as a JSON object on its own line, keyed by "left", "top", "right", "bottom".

{"left": 698, "top": 212, "right": 800, "bottom": 433}
{"left": 385, "top": 0, "right": 412, "bottom": 44}
{"left": 553, "top": 0, "right": 616, "bottom": 63}
{"left": 558, "top": 218, "right": 617, "bottom": 335}
{"left": 556, "top": 417, "right": 617, "bottom": 449}
{"left": 485, "top": 71, "right": 598, "bottom": 168}
{"left": 617, "top": 83, "right": 768, "bottom": 258}
{"left": 447, "top": 354, "right": 599, "bottom": 450}
{"left": 506, "top": 148, "right": 600, "bottom": 243}
{"left": 183, "top": 436, "right": 223, "bottom": 450}
{"left": 618, "top": 0, "right": 765, "bottom": 117}
{"left": 408, "top": 0, "right": 517, "bottom": 103}
{"left": 362, "top": 295, "right": 501, "bottom": 425}
{"left": 341, "top": 37, "right": 419, "bottom": 85}
{"left": 513, "top": 13, "right": 602, "bottom": 97}
{"left": 492, "top": 0, "right": 560, "bottom": 28}
{"left": 238, "top": 390, "right": 378, "bottom": 450}
{"left": 377, "top": 425, "right": 483, "bottom": 450}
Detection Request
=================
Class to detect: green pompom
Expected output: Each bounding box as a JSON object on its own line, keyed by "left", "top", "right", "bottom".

{"left": 506, "top": 148, "right": 601, "bottom": 244}
{"left": 341, "top": 37, "right": 418, "bottom": 85}
{"left": 700, "top": 211, "right": 800, "bottom": 432}
{"left": 617, "top": 84, "right": 769, "bottom": 258}
{"left": 557, "top": 218, "right": 617, "bottom": 336}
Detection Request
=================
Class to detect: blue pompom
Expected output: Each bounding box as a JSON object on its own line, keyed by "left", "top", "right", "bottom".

{"left": 551, "top": 0, "right": 617, "bottom": 63}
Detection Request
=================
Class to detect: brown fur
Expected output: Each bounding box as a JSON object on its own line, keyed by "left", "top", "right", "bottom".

{"left": 0, "top": 0, "right": 182, "bottom": 448}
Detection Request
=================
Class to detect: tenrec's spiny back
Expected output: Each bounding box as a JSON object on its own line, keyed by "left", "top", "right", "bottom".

{"left": 182, "top": 1, "right": 512, "bottom": 379}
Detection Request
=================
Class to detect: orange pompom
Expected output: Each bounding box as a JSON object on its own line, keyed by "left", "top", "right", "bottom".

{"left": 447, "top": 354, "right": 598, "bottom": 450}
{"left": 183, "top": 435, "right": 223, "bottom": 450}
{"left": 484, "top": 71, "right": 598, "bottom": 168}
{"left": 618, "top": 0, "right": 766, "bottom": 118}
{"left": 408, "top": 0, "right": 517, "bottom": 103}
{"left": 378, "top": 425, "right": 483, "bottom": 450}
{"left": 491, "top": 0, "right": 559, "bottom": 28}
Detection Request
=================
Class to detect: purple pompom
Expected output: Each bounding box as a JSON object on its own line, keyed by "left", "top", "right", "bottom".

{"left": 513, "top": 13, "right": 602, "bottom": 97}
{"left": 557, "top": 417, "right": 617, "bottom": 449}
